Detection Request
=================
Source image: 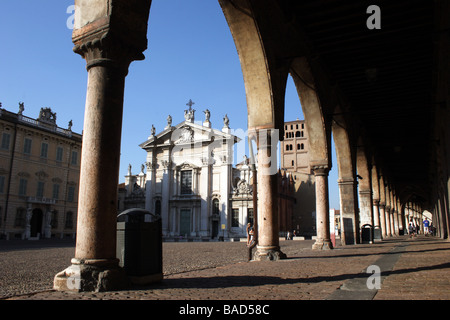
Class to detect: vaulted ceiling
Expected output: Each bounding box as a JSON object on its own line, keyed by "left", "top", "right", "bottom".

{"left": 247, "top": 0, "right": 436, "bottom": 206}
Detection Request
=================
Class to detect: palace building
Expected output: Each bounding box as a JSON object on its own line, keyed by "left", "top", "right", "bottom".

{"left": 0, "top": 103, "right": 82, "bottom": 240}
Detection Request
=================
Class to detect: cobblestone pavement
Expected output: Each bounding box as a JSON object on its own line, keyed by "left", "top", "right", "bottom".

{"left": 1, "top": 236, "right": 449, "bottom": 303}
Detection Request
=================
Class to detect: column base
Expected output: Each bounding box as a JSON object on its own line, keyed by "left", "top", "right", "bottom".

{"left": 53, "top": 258, "right": 129, "bottom": 292}
{"left": 253, "top": 246, "right": 287, "bottom": 261}
{"left": 312, "top": 239, "right": 333, "bottom": 250}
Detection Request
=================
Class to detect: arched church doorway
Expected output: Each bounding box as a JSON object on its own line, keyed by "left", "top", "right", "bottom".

{"left": 30, "top": 208, "right": 43, "bottom": 238}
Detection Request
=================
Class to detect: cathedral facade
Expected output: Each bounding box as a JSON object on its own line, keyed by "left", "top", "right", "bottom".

{"left": 121, "top": 104, "right": 255, "bottom": 240}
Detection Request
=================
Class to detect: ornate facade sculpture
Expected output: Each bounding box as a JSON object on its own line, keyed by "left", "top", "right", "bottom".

{"left": 166, "top": 115, "right": 172, "bottom": 129}
{"left": 223, "top": 114, "right": 229, "bottom": 128}
{"left": 233, "top": 179, "right": 253, "bottom": 195}
{"left": 184, "top": 99, "right": 196, "bottom": 122}
{"left": 38, "top": 107, "right": 57, "bottom": 124}
{"left": 204, "top": 109, "right": 210, "bottom": 122}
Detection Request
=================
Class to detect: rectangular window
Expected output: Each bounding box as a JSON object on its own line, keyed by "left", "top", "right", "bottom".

{"left": 71, "top": 150, "right": 78, "bottom": 165}
{"left": 36, "top": 181, "right": 45, "bottom": 198}
{"left": 23, "top": 138, "right": 32, "bottom": 154}
{"left": 65, "top": 211, "right": 74, "bottom": 229}
{"left": 52, "top": 184, "right": 60, "bottom": 200}
{"left": 51, "top": 210, "right": 58, "bottom": 229}
{"left": 40, "top": 142, "right": 48, "bottom": 158}
{"left": 68, "top": 186, "right": 75, "bottom": 202}
{"left": 18, "top": 179, "right": 27, "bottom": 196}
{"left": 1, "top": 133, "right": 10, "bottom": 150}
{"left": 231, "top": 208, "right": 240, "bottom": 228}
{"left": 180, "top": 170, "right": 192, "bottom": 195}
{"left": 14, "top": 208, "right": 26, "bottom": 227}
{"left": 56, "top": 146, "right": 63, "bottom": 162}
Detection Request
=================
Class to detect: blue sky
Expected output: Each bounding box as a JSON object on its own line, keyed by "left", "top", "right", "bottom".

{"left": 0, "top": 0, "right": 340, "bottom": 209}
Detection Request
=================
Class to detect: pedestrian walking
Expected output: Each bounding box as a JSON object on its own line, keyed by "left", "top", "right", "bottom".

{"left": 423, "top": 217, "right": 430, "bottom": 236}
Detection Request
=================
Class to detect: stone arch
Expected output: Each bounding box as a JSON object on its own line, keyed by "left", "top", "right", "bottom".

{"left": 331, "top": 106, "right": 358, "bottom": 245}
{"left": 289, "top": 57, "right": 333, "bottom": 250}
{"left": 219, "top": 0, "right": 289, "bottom": 259}
{"left": 289, "top": 57, "right": 330, "bottom": 170}
{"left": 219, "top": 0, "right": 288, "bottom": 132}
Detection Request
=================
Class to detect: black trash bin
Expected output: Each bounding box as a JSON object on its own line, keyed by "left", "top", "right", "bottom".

{"left": 373, "top": 226, "right": 382, "bottom": 240}
{"left": 116, "top": 208, "right": 163, "bottom": 284}
{"left": 361, "top": 224, "right": 374, "bottom": 244}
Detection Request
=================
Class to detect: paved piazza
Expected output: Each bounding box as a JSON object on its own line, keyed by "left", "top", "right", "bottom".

{"left": 1, "top": 236, "right": 449, "bottom": 304}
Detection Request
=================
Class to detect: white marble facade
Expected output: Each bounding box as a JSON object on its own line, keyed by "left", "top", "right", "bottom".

{"left": 125, "top": 104, "right": 254, "bottom": 240}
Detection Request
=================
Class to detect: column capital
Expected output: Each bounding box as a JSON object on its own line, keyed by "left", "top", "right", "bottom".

{"left": 72, "top": 0, "right": 151, "bottom": 73}
{"left": 311, "top": 165, "right": 329, "bottom": 176}
{"left": 73, "top": 33, "right": 146, "bottom": 74}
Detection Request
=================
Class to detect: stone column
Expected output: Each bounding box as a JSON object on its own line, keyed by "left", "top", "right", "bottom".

{"left": 359, "top": 189, "right": 374, "bottom": 226}
{"left": 54, "top": 0, "right": 151, "bottom": 292}
{"left": 161, "top": 161, "right": 171, "bottom": 233}
{"left": 373, "top": 199, "right": 381, "bottom": 239}
{"left": 199, "top": 162, "right": 211, "bottom": 237}
{"left": 145, "top": 160, "right": 156, "bottom": 213}
{"left": 337, "top": 178, "right": 358, "bottom": 245}
{"left": 254, "top": 129, "right": 286, "bottom": 260}
{"left": 393, "top": 197, "right": 400, "bottom": 235}
{"left": 373, "top": 199, "right": 380, "bottom": 229}
{"left": 385, "top": 206, "right": 392, "bottom": 237}
{"left": 390, "top": 203, "right": 396, "bottom": 236}
{"left": 379, "top": 203, "right": 386, "bottom": 238}
{"left": 312, "top": 166, "right": 333, "bottom": 250}
{"left": 54, "top": 47, "right": 131, "bottom": 292}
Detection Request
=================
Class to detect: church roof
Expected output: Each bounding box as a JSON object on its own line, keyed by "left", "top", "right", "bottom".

{"left": 139, "top": 106, "right": 241, "bottom": 150}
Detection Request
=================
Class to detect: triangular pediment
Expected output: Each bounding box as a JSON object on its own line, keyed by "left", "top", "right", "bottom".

{"left": 140, "top": 120, "right": 240, "bottom": 150}
{"left": 176, "top": 160, "right": 201, "bottom": 170}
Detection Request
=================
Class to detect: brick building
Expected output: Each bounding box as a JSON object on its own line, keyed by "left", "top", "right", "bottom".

{"left": 280, "top": 119, "right": 316, "bottom": 237}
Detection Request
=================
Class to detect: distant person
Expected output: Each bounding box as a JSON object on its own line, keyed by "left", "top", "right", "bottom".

{"left": 408, "top": 222, "right": 415, "bottom": 238}
{"left": 423, "top": 217, "right": 430, "bottom": 236}
{"left": 246, "top": 223, "right": 254, "bottom": 246}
